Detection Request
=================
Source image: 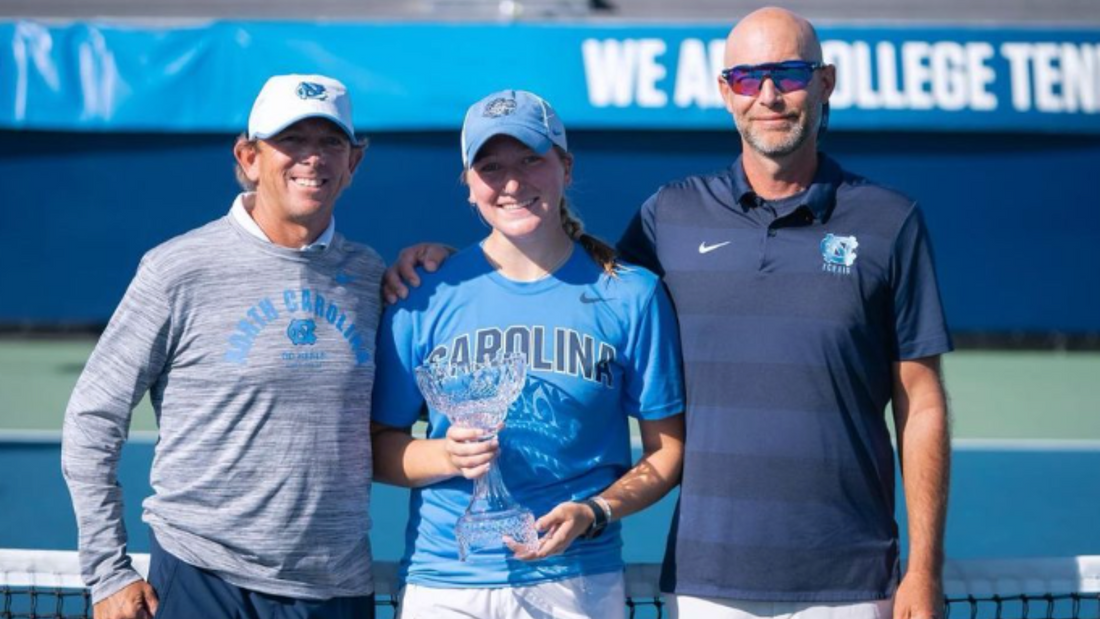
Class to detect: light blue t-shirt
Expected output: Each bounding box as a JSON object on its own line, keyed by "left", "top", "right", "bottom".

{"left": 372, "top": 241, "right": 684, "bottom": 588}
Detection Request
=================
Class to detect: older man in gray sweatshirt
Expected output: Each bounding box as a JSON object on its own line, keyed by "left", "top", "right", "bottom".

{"left": 62, "top": 74, "right": 384, "bottom": 619}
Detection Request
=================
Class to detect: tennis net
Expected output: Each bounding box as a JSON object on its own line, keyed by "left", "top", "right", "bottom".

{"left": 2, "top": 551, "right": 1097, "bottom": 619}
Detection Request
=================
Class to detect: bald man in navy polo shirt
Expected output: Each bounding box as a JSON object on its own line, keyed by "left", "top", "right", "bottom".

{"left": 616, "top": 8, "right": 952, "bottom": 619}
{"left": 383, "top": 7, "right": 951, "bottom": 619}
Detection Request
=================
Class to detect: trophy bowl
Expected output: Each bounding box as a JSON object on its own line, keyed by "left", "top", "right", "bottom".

{"left": 415, "top": 351, "right": 539, "bottom": 560}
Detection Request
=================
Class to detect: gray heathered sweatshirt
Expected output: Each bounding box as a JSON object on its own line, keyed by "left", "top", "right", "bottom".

{"left": 62, "top": 212, "right": 384, "bottom": 603}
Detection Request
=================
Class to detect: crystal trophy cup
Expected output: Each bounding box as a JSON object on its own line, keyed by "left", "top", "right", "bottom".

{"left": 415, "top": 351, "right": 539, "bottom": 560}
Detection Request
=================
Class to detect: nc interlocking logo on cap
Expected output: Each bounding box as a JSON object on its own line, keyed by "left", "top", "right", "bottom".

{"left": 483, "top": 98, "right": 517, "bottom": 118}
{"left": 296, "top": 82, "right": 329, "bottom": 101}
{"left": 461, "top": 90, "right": 568, "bottom": 167}
{"left": 247, "top": 74, "right": 355, "bottom": 141}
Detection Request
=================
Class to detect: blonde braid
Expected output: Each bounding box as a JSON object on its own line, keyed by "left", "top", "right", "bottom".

{"left": 559, "top": 198, "right": 619, "bottom": 277}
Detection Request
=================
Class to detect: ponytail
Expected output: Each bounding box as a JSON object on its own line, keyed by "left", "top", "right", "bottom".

{"left": 560, "top": 198, "right": 619, "bottom": 277}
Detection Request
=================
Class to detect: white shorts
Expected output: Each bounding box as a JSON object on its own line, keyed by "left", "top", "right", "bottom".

{"left": 398, "top": 571, "right": 626, "bottom": 619}
{"left": 667, "top": 594, "right": 893, "bottom": 619}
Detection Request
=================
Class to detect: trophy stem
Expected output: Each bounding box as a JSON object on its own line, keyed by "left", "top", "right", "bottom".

{"left": 455, "top": 456, "right": 539, "bottom": 561}
{"left": 470, "top": 459, "right": 519, "bottom": 514}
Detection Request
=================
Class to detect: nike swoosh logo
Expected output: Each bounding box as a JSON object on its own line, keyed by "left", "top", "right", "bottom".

{"left": 580, "top": 293, "right": 614, "bottom": 304}
{"left": 698, "top": 241, "right": 731, "bottom": 254}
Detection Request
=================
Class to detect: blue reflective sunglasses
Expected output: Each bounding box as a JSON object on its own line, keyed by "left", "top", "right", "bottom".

{"left": 720, "top": 60, "right": 824, "bottom": 96}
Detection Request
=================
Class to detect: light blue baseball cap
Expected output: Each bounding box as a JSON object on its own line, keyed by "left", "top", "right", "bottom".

{"left": 460, "top": 90, "right": 568, "bottom": 167}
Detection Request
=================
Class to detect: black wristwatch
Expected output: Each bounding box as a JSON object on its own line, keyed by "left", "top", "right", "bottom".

{"left": 579, "top": 496, "right": 611, "bottom": 539}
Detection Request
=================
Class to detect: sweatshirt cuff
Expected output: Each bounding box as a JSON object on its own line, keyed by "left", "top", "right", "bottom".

{"left": 91, "top": 568, "right": 144, "bottom": 605}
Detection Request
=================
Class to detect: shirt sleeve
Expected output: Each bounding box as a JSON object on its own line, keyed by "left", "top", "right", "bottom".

{"left": 370, "top": 302, "right": 426, "bottom": 428}
{"left": 616, "top": 192, "right": 664, "bottom": 276}
{"left": 890, "top": 204, "right": 954, "bottom": 360}
{"left": 621, "top": 282, "right": 685, "bottom": 420}
{"left": 61, "top": 256, "right": 172, "bottom": 603}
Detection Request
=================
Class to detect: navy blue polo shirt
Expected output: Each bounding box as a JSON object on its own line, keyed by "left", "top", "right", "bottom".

{"left": 618, "top": 153, "right": 952, "bottom": 602}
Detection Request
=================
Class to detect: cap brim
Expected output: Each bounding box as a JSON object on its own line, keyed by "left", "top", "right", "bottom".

{"left": 465, "top": 123, "right": 554, "bottom": 167}
{"left": 250, "top": 111, "right": 356, "bottom": 142}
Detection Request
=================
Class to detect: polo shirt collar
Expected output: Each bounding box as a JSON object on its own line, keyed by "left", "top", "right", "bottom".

{"left": 230, "top": 192, "right": 335, "bottom": 251}
{"left": 729, "top": 153, "right": 842, "bottom": 222}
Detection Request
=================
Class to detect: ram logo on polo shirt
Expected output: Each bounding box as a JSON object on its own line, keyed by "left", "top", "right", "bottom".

{"left": 820, "top": 233, "right": 859, "bottom": 275}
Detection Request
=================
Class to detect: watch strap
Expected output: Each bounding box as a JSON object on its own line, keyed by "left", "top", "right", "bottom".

{"left": 579, "top": 496, "right": 611, "bottom": 539}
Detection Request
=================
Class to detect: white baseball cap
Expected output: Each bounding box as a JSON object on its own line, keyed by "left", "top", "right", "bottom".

{"left": 247, "top": 74, "right": 356, "bottom": 141}
{"left": 461, "top": 90, "right": 567, "bottom": 168}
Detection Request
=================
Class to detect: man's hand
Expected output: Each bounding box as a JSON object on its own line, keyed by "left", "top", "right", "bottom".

{"left": 893, "top": 569, "right": 943, "bottom": 619}
{"left": 382, "top": 243, "right": 455, "bottom": 304}
{"left": 94, "top": 580, "right": 159, "bottom": 619}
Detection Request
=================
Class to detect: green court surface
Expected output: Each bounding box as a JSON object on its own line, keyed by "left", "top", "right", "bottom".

{"left": 1, "top": 337, "right": 1098, "bottom": 440}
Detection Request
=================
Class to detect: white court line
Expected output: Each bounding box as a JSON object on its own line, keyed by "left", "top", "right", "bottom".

{"left": 3, "top": 430, "right": 1100, "bottom": 452}
{"left": 0, "top": 429, "right": 158, "bottom": 444}
{"left": 951, "top": 438, "right": 1100, "bottom": 451}
{"left": 625, "top": 436, "right": 1100, "bottom": 451}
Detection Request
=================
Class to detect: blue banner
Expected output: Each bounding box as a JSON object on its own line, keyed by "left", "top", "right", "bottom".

{"left": 2, "top": 20, "right": 1098, "bottom": 133}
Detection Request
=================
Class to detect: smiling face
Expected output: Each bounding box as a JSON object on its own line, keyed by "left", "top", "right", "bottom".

{"left": 236, "top": 117, "right": 362, "bottom": 230}
{"left": 465, "top": 135, "right": 573, "bottom": 245}
{"left": 720, "top": 8, "right": 835, "bottom": 159}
